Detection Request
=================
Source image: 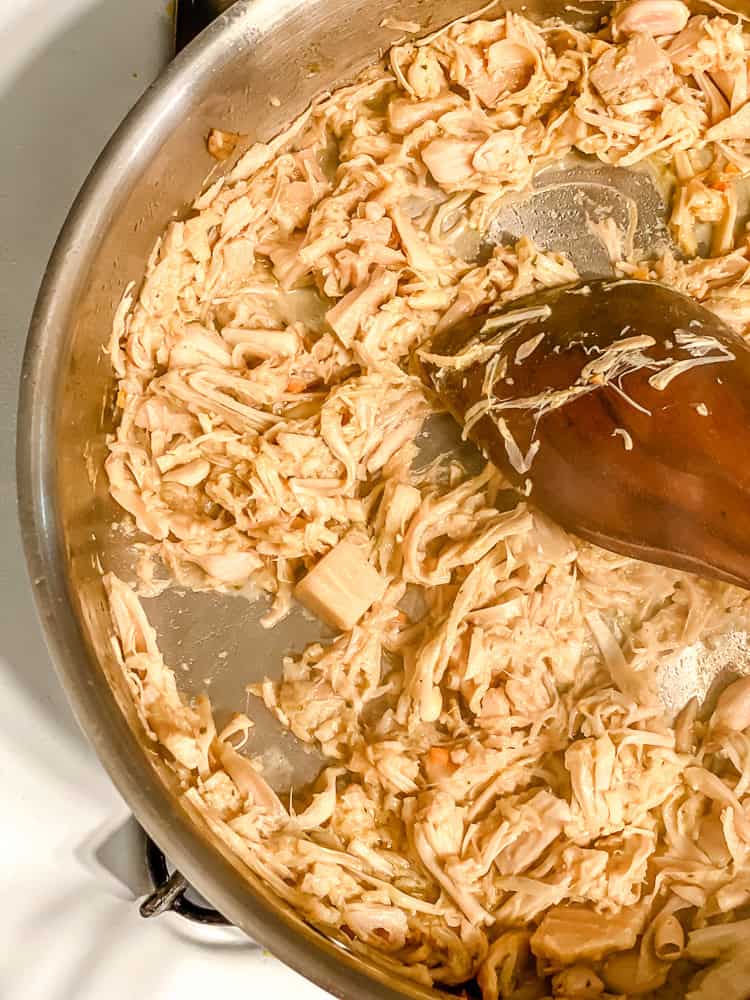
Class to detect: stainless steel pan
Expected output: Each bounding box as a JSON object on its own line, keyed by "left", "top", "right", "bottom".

{"left": 16, "top": 1, "right": 745, "bottom": 996}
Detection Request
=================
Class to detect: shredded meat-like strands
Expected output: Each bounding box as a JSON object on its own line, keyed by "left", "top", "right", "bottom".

{"left": 105, "top": 4, "right": 750, "bottom": 996}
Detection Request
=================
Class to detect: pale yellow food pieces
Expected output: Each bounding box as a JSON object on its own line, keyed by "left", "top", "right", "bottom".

{"left": 531, "top": 903, "right": 645, "bottom": 964}
{"left": 295, "top": 539, "right": 386, "bottom": 631}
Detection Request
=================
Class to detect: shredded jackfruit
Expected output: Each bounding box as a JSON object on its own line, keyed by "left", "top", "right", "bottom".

{"left": 104, "top": 3, "right": 750, "bottom": 997}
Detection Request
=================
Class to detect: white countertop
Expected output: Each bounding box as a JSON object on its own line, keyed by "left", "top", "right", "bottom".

{"left": 0, "top": 3, "right": 327, "bottom": 997}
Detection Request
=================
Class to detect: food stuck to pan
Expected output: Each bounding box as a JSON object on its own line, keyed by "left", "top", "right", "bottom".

{"left": 104, "top": 3, "right": 750, "bottom": 997}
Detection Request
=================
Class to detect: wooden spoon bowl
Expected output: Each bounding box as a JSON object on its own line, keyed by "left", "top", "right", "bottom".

{"left": 420, "top": 279, "right": 750, "bottom": 589}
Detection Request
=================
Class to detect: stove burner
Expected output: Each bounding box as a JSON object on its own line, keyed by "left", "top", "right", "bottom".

{"left": 140, "top": 834, "right": 230, "bottom": 925}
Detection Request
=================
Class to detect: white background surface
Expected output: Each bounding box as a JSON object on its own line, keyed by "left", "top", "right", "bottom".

{"left": 0, "top": 3, "right": 327, "bottom": 997}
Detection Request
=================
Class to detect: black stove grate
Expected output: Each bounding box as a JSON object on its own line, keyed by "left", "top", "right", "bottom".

{"left": 174, "top": 0, "right": 238, "bottom": 53}
{"left": 140, "top": 833, "right": 230, "bottom": 925}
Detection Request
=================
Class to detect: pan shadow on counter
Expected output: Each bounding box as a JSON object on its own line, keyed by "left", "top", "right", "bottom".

{"left": 1, "top": 0, "right": 172, "bottom": 775}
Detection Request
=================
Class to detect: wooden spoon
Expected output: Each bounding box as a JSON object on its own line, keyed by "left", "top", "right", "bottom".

{"left": 420, "top": 278, "right": 750, "bottom": 590}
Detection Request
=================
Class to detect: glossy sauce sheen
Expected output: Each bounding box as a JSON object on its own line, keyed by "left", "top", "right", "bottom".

{"left": 421, "top": 280, "right": 750, "bottom": 590}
